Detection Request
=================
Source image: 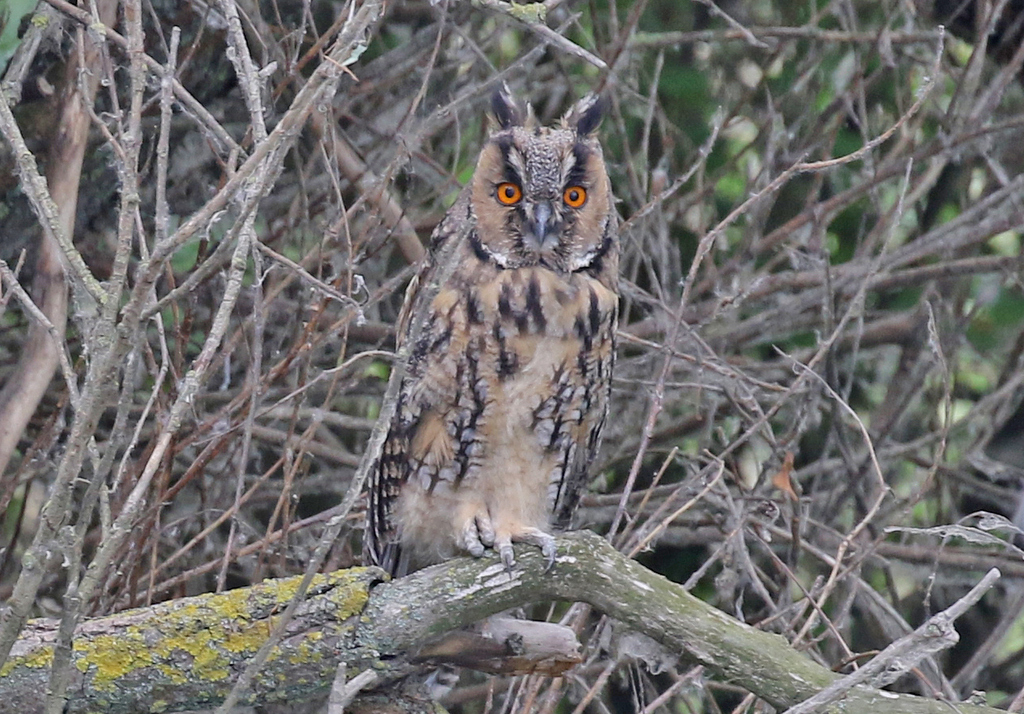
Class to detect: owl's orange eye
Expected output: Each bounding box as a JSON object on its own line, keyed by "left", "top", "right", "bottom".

{"left": 563, "top": 186, "right": 587, "bottom": 208}
{"left": 496, "top": 182, "right": 523, "bottom": 205}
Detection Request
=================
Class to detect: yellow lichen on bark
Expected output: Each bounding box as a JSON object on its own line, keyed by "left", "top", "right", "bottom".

{"left": 74, "top": 632, "right": 155, "bottom": 690}
{"left": 2, "top": 567, "right": 379, "bottom": 710}
{"left": 0, "top": 643, "right": 54, "bottom": 676}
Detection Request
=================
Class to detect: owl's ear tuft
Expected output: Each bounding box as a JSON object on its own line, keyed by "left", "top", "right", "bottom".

{"left": 566, "top": 94, "right": 606, "bottom": 137}
{"left": 491, "top": 88, "right": 525, "bottom": 130}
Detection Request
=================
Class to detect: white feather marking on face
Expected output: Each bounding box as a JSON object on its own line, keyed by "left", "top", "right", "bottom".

{"left": 506, "top": 148, "right": 528, "bottom": 187}
{"left": 559, "top": 149, "right": 577, "bottom": 187}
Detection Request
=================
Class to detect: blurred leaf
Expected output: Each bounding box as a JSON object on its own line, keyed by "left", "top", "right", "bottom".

{"left": 363, "top": 359, "right": 390, "bottom": 381}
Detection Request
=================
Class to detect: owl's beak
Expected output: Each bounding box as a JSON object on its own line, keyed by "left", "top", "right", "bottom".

{"left": 526, "top": 201, "right": 559, "bottom": 250}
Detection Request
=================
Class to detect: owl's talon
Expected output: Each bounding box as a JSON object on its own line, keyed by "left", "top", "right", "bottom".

{"left": 490, "top": 528, "right": 558, "bottom": 571}
{"left": 495, "top": 535, "right": 516, "bottom": 570}
{"left": 459, "top": 520, "right": 486, "bottom": 558}
{"left": 476, "top": 515, "right": 496, "bottom": 547}
{"left": 541, "top": 538, "right": 557, "bottom": 573}
{"left": 500, "top": 545, "right": 516, "bottom": 571}
{"left": 520, "top": 530, "right": 557, "bottom": 572}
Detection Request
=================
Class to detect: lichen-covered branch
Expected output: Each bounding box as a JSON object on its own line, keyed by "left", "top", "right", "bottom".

{"left": 0, "top": 532, "right": 1004, "bottom": 714}
{"left": 1, "top": 569, "right": 382, "bottom": 713}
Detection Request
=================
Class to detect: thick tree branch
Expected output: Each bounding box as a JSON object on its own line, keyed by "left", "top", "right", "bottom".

{"left": 1, "top": 569, "right": 384, "bottom": 713}
{"left": 0, "top": 532, "right": 1002, "bottom": 714}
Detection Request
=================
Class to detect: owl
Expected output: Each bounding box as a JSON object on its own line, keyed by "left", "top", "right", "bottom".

{"left": 364, "top": 90, "right": 619, "bottom": 576}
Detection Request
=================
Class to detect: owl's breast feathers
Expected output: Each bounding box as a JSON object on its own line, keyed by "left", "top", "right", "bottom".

{"left": 368, "top": 236, "right": 618, "bottom": 574}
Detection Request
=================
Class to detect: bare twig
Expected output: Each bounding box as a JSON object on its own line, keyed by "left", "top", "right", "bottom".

{"left": 785, "top": 568, "right": 1001, "bottom": 714}
{"left": 475, "top": 0, "right": 608, "bottom": 70}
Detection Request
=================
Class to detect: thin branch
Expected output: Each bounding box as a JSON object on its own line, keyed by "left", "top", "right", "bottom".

{"left": 475, "top": 0, "right": 608, "bottom": 70}
{"left": 785, "top": 568, "right": 1001, "bottom": 714}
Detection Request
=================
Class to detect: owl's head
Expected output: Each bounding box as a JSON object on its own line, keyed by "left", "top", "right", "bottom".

{"left": 468, "top": 90, "right": 616, "bottom": 274}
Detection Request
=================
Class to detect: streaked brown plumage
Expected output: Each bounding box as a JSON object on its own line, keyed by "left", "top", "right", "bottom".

{"left": 364, "top": 90, "right": 619, "bottom": 576}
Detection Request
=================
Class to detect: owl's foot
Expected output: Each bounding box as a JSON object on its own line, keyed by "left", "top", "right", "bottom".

{"left": 458, "top": 513, "right": 497, "bottom": 557}
{"left": 495, "top": 527, "right": 557, "bottom": 572}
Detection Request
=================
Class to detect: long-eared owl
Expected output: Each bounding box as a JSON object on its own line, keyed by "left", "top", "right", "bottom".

{"left": 364, "top": 90, "right": 619, "bottom": 576}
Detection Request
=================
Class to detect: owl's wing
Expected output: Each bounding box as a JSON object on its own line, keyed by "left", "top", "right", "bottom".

{"left": 551, "top": 305, "right": 618, "bottom": 530}
{"left": 551, "top": 220, "right": 620, "bottom": 531}
{"left": 363, "top": 193, "right": 472, "bottom": 575}
{"left": 364, "top": 418, "right": 406, "bottom": 575}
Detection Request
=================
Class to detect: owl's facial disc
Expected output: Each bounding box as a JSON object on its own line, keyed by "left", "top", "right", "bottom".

{"left": 523, "top": 201, "right": 559, "bottom": 252}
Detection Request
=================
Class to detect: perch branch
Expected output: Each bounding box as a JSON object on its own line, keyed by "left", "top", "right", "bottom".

{"left": 0, "top": 533, "right": 1004, "bottom": 714}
